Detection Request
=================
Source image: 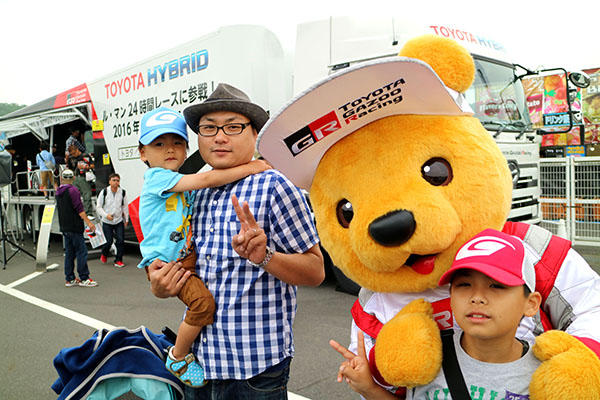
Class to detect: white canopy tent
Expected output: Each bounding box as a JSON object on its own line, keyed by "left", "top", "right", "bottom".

{"left": 0, "top": 103, "right": 92, "bottom": 141}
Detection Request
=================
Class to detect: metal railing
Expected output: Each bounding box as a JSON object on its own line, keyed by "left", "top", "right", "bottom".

{"left": 11, "top": 169, "right": 58, "bottom": 198}
{"left": 540, "top": 156, "right": 600, "bottom": 246}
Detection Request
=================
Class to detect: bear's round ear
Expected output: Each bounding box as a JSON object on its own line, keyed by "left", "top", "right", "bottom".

{"left": 399, "top": 34, "right": 475, "bottom": 93}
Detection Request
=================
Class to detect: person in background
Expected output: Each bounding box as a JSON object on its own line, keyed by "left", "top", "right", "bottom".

{"left": 66, "top": 144, "right": 94, "bottom": 217}
{"left": 96, "top": 173, "right": 129, "bottom": 268}
{"left": 5, "top": 144, "right": 27, "bottom": 195}
{"left": 56, "top": 169, "right": 98, "bottom": 288}
{"left": 52, "top": 143, "right": 66, "bottom": 165}
{"left": 51, "top": 143, "right": 66, "bottom": 190}
{"left": 36, "top": 141, "right": 56, "bottom": 199}
{"left": 65, "top": 127, "right": 86, "bottom": 160}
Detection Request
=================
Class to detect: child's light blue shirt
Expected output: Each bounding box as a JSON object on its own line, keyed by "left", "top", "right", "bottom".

{"left": 137, "top": 168, "right": 196, "bottom": 269}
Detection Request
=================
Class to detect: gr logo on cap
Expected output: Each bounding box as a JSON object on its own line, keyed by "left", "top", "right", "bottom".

{"left": 438, "top": 229, "right": 537, "bottom": 292}
{"left": 139, "top": 107, "right": 189, "bottom": 145}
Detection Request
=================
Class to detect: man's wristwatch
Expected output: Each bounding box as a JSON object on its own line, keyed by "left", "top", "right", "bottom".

{"left": 249, "top": 246, "right": 275, "bottom": 268}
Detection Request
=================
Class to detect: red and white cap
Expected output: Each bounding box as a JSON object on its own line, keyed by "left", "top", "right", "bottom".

{"left": 438, "top": 229, "right": 536, "bottom": 292}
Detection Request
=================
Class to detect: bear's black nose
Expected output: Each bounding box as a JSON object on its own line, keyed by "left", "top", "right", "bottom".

{"left": 368, "top": 210, "right": 416, "bottom": 247}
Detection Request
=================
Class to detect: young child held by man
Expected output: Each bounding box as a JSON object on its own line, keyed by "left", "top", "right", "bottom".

{"left": 136, "top": 107, "right": 269, "bottom": 388}
{"left": 330, "top": 228, "right": 545, "bottom": 399}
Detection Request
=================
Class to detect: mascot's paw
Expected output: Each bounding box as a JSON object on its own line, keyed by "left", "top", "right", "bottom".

{"left": 374, "top": 299, "right": 441, "bottom": 387}
{"left": 530, "top": 330, "right": 600, "bottom": 400}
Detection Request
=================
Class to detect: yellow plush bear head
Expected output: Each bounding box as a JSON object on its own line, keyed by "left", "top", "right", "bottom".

{"left": 314, "top": 35, "right": 512, "bottom": 293}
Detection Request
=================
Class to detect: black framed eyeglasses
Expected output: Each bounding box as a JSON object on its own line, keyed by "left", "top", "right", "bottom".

{"left": 198, "top": 122, "right": 251, "bottom": 137}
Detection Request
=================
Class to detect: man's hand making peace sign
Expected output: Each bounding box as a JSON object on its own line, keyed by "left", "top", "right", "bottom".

{"left": 230, "top": 194, "right": 325, "bottom": 286}
{"left": 231, "top": 194, "right": 269, "bottom": 265}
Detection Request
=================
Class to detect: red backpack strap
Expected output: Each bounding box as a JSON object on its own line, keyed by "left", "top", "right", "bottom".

{"left": 502, "top": 221, "right": 571, "bottom": 305}
{"left": 502, "top": 220, "right": 531, "bottom": 238}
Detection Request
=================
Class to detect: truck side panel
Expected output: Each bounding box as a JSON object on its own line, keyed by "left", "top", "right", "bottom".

{"left": 87, "top": 25, "right": 291, "bottom": 201}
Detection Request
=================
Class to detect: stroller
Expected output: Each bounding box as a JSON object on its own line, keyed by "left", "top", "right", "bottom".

{"left": 52, "top": 326, "right": 184, "bottom": 400}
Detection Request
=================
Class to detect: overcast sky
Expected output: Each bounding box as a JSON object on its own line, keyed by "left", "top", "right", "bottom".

{"left": 1, "top": 0, "right": 598, "bottom": 105}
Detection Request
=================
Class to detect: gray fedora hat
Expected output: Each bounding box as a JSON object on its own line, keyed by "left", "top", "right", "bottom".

{"left": 183, "top": 83, "right": 269, "bottom": 134}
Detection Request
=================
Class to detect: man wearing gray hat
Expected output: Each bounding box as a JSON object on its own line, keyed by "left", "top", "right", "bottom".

{"left": 147, "top": 83, "right": 325, "bottom": 399}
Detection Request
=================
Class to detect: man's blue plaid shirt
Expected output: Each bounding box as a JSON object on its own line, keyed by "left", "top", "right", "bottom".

{"left": 190, "top": 169, "right": 319, "bottom": 380}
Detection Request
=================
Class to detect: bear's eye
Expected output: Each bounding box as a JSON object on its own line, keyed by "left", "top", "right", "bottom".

{"left": 336, "top": 199, "right": 354, "bottom": 228}
{"left": 421, "top": 158, "right": 453, "bottom": 186}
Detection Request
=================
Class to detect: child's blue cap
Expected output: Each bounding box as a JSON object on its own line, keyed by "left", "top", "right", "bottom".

{"left": 139, "top": 107, "right": 188, "bottom": 145}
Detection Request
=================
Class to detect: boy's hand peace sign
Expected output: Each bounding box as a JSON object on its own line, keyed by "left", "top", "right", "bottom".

{"left": 330, "top": 331, "right": 397, "bottom": 399}
{"left": 330, "top": 331, "right": 372, "bottom": 388}
{"left": 231, "top": 194, "right": 268, "bottom": 265}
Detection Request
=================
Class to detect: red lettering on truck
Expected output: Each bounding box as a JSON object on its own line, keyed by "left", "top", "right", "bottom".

{"left": 104, "top": 72, "right": 146, "bottom": 99}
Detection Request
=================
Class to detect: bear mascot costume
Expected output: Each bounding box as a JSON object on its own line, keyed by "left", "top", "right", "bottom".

{"left": 258, "top": 35, "right": 600, "bottom": 398}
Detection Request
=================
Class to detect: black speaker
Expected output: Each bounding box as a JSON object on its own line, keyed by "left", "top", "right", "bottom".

{"left": 0, "top": 151, "right": 12, "bottom": 187}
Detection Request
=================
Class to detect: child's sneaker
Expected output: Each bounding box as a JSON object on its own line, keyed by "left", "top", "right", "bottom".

{"left": 165, "top": 348, "right": 207, "bottom": 388}
{"left": 114, "top": 261, "right": 125, "bottom": 268}
{"left": 78, "top": 278, "right": 98, "bottom": 287}
{"left": 65, "top": 279, "right": 80, "bottom": 287}
{"left": 100, "top": 254, "right": 107, "bottom": 264}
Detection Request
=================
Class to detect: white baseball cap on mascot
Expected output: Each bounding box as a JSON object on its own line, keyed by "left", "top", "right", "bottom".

{"left": 257, "top": 57, "right": 473, "bottom": 190}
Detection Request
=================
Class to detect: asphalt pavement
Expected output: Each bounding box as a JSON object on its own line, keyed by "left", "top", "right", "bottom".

{"left": 0, "top": 235, "right": 360, "bottom": 400}
{"left": 1, "top": 235, "right": 598, "bottom": 400}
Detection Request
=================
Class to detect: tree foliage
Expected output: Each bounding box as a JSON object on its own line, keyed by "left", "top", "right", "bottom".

{"left": 0, "top": 103, "right": 27, "bottom": 117}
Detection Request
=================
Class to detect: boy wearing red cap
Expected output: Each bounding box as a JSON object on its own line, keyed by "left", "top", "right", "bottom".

{"left": 331, "top": 229, "right": 544, "bottom": 399}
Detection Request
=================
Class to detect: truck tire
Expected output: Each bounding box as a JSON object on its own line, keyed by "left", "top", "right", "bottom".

{"left": 30, "top": 172, "right": 40, "bottom": 192}
{"left": 22, "top": 206, "right": 33, "bottom": 236}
